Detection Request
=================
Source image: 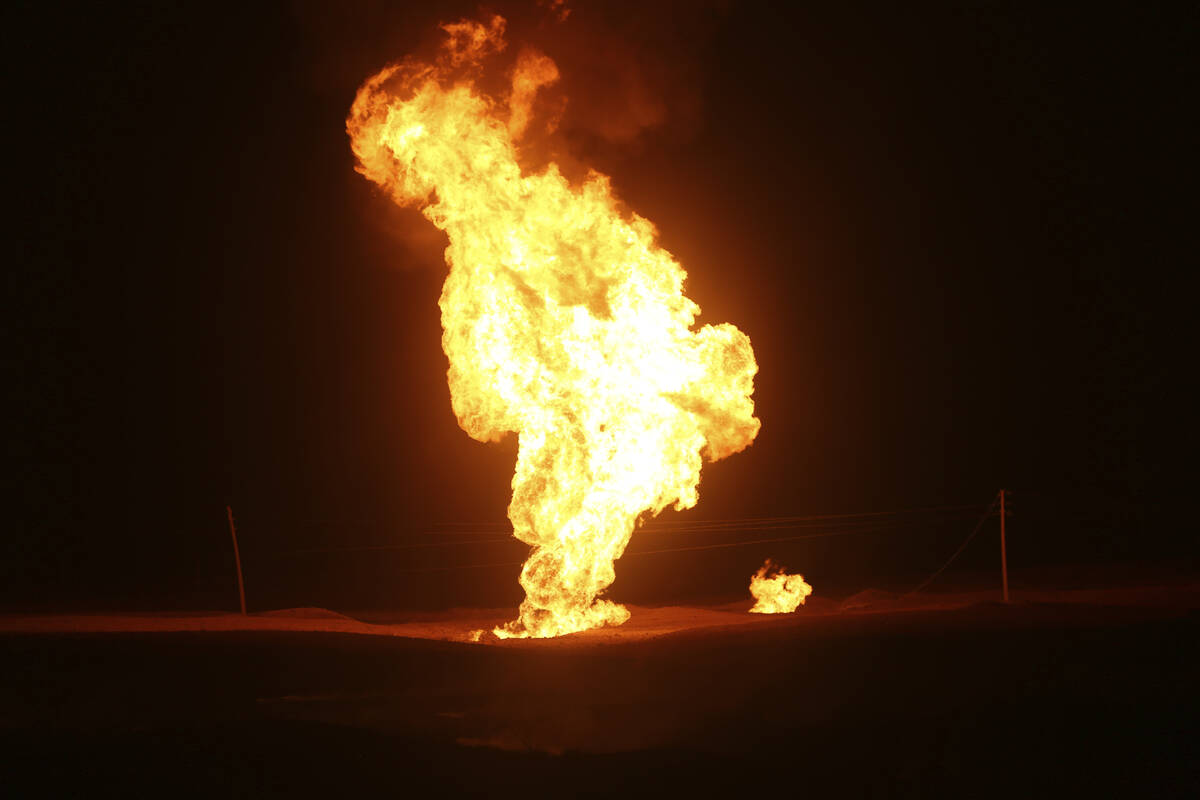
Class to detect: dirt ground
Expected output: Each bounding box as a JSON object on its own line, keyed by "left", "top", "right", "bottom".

{"left": 2, "top": 586, "right": 1197, "bottom": 796}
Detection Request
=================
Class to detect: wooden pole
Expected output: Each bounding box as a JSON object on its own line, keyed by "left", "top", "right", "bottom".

{"left": 226, "top": 505, "right": 247, "bottom": 615}
{"left": 999, "top": 489, "right": 1010, "bottom": 603}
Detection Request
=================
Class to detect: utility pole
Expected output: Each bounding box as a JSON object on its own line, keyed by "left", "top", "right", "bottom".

{"left": 999, "top": 489, "right": 1010, "bottom": 603}
{"left": 226, "top": 505, "right": 247, "bottom": 615}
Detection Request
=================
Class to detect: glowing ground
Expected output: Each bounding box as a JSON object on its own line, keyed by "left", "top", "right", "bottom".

{"left": 3, "top": 585, "right": 1194, "bottom": 643}
{"left": 3, "top": 586, "right": 1196, "bottom": 796}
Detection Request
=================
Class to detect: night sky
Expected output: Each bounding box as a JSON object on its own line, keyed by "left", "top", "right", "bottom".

{"left": 9, "top": 2, "right": 1182, "bottom": 612}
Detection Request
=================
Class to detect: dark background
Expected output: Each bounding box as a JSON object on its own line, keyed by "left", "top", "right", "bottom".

{"left": 8, "top": 1, "right": 1185, "bottom": 612}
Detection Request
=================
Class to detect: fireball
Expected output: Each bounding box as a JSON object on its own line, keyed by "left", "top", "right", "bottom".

{"left": 348, "top": 16, "right": 760, "bottom": 638}
{"left": 749, "top": 559, "right": 813, "bottom": 614}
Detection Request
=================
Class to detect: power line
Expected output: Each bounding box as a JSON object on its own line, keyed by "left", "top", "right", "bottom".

{"left": 393, "top": 558, "right": 525, "bottom": 573}
{"left": 281, "top": 514, "right": 978, "bottom": 555}
{"left": 290, "top": 537, "right": 518, "bottom": 554}
{"left": 635, "top": 515, "right": 986, "bottom": 535}
{"left": 422, "top": 503, "right": 990, "bottom": 534}
{"left": 276, "top": 504, "right": 990, "bottom": 555}
{"left": 248, "top": 503, "right": 1112, "bottom": 552}
{"left": 624, "top": 527, "right": 912, "bottom": 557}
{"left": 248, "top": 502, "right": 997, "bottom": 537}
{"left": 904, "top": 493, "right": 1001, "bottom": 596}
{"left": 361, "top": 517, "right": 959, "bottom": 571}
{"left": 640, "top": 503, "right": 989, "bottom": 526}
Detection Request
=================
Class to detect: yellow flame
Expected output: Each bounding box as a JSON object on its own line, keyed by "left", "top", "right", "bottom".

{"left": 749, "top": 559, "right": 812, "bottom": 614}
{"left": 348, "top": 16, "right": 760, "bottom": 638}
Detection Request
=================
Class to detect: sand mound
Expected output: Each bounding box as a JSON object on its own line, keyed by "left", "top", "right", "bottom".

{"left": 840, "top": 589, "right": 900, "bottom": 611}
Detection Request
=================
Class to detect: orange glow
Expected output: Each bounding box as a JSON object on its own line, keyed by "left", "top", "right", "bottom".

{"left": 749, "top": 560, "right": 813, "bottom": 613}
{"left": 348, "top": 16, "right": 760, "bottom": 638}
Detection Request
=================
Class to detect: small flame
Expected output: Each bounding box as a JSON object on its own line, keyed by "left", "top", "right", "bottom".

{"left": 348, "top": 16, "right": 760, "bottom": 638}
{"left": 749, "top": 559, "right": 812, "bottom": 614}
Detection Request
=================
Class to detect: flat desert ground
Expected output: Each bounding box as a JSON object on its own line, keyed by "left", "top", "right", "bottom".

{"left": 2, "top": 584, "right": 1196, "bottom": 796}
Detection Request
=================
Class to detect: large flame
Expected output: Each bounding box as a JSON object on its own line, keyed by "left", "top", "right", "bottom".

{"left": 348, "top": 16, "right": 760, "bottom": 638}
{"left": 749, "top": 559, "right": 813, "bottom": 614}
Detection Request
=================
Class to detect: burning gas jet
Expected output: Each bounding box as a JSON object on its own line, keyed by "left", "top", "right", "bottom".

{"left": 348, "top": 15, "right": 760, "bottom": 638}
{"left": 749, "top": 559, "right": 813, "bottom": 613}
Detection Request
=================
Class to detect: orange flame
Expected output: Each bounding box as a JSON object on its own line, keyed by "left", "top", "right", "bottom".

{"left": 347, "top": 16, "right": 760, "bottom": 638}
{"left": 749, "top": 559, "right": 813, "bottom": 614}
